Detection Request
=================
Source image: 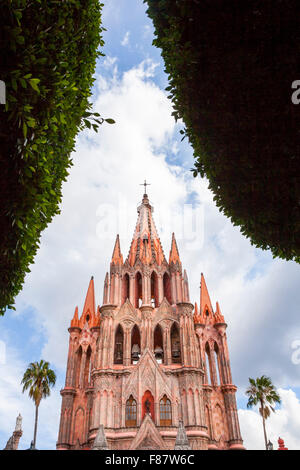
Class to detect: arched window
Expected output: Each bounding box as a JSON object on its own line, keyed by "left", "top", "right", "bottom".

{"left": 214, "top": 342, "right": 222, "bottom": 385}
{"left": 154, "top": 323, "right": 164, "bottom": 363}
{"left": 125, "top": 395, "right": 137, "bottom": 427}
{"left": 131, "top": 324, "right": 141, "bottom": 364}
{"left": 84, "top": 345, "right": 92, "bottom": 387}
{"left": 151, "top": 271, "right": 159, "bottom": 307}
{"left": 122, "top": 273, "right": 130, "bottom": 305}
{"left": 114, "top": 324, "right": 124, "bottom": 364}
{"left": 159, "top": 395, "right": 172, "bottom": 426}
{"left": 135, "top": 272, "right": 142, "bottom": 308}
{"left": 171, "top": 322, "right": 181, "bottom": 363}
{"left": 205, "top": 343, "right": 212, "bottom": 385}
{"left": 163, "top": 272, "right": 172, "bottom": 304}
{"left": 75, "top": 346, "right": 82, "bottom": 388}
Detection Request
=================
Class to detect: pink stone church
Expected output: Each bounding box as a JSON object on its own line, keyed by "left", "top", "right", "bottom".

{"left": 57, "top": 191, "right": 244, "bottom": 450}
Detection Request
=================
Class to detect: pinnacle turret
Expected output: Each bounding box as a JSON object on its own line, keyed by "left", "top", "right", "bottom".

{"left": 169, "top": 232, "right": 181, "bottom": 265}
{"left": 111, "top": 234, "right": 123, "bottom": 266}
{"left": 200, "top": 273, "right": 213, "bottom": 316}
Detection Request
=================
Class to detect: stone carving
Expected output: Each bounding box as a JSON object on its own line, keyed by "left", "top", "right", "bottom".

{"left": 92, "top": 424, "right": 109, "bottom": 450}
{"left": 174, "top": 421, "right": 191, "bottom": 450}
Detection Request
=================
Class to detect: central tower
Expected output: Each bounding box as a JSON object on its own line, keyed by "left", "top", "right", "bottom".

{"left": 57, "top": 191, "right": 244, "bottom": 450}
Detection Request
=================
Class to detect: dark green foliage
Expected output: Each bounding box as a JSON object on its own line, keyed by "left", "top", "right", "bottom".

{"left": 0, "top": 1, "right": 110, "bottom": 314}
{"left": 145, "top": 0, "right": 300, "bottom": 263}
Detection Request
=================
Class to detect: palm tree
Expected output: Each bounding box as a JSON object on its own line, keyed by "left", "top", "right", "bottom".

{"left": 246, "top": 375, "right": 281, "bottom": 450}
{"left": 21, "top": 360, "right": 56, "bottom": 449}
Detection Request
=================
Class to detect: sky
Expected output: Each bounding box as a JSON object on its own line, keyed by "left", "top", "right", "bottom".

{"left": 1, "top": 0, "right": 300, "bottom": 450}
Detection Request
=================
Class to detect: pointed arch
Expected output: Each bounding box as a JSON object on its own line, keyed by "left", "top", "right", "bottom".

{"left": 150, "top": 271, "right": 159, "bottom": 307}
{"left": 153, "top": 323, "right": 164, "bottom": 363}
{"left": 171, "top": 322, "right": 181, "bottom": 363}
{"left": 122, "top": 273, "right": 130, "bottom": 305}
{"left": 84, "top": 345, "right": 92, "bottom": 387}
{"left": 205, "top": 342, "right": 212, "bottom": 385}
{"left": 114, "top": 324, "right": 124, "bottom": 364}
{"left": 159, "top": 395, "right": 172, "bottom": 426}
{"left": 131, "top": 324, "right": 141, "bottom": 364}
{"left": 135, "top": 271, "right": 142, "bottom": 308}
{"left": 142, "top": 390, "right": 155, "bottom": 422}
{"left": 163, "top": 272, "right": 172, "bottom": 304}
{"left": 75, "top": 345, "right": 82, "bottom": 388}
{"left": 125, "top": 395, "right": 137, "bottom": 427}
{"left": 214, "top": 342, "right": 222, "bottom": 385}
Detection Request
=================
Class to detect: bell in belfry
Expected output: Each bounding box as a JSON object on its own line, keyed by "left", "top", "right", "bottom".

{"left": 131, "top": 343, "right": 140, "bottom": 361}
{"left": 115, "top": 343, "right": 123, "bottom": 361}
{"left": 154, "top": 346, "right": 163, "bottom": 360}
{"left": 172, "top": 341, "right": 180, "bottom": 358}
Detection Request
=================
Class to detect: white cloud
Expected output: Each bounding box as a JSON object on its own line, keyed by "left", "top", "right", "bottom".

{"left": 121, "top": 31, "right": 130, "bottom": 47}
{"left": 239, "top": 388, "right": 300, "bottom": 450}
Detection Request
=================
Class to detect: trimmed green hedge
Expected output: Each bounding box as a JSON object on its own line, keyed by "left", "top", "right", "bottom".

{"left": 145, "top": 0, "right": 300, "bottom": 263}
{"left": 0, "top": 1, "right": 111, "bottom": 315}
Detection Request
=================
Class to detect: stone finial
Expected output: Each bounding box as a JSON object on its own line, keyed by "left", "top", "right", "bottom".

{"left": 174, "top": 421, "right": 191, "bottom": 450}
{"left": 92, "top": 424, "right": 109, "bottom": 450}
{"left": 15, "top": 413, "right": 22, "bottom": 432}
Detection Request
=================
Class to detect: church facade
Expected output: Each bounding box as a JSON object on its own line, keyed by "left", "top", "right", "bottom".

{"left": 57, "top": 192, "right": 244, "bottom": 450}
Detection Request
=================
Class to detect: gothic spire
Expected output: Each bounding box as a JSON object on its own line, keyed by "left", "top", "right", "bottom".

{"left": 70, "top": 306, "right": 79, "bottom": 328}
{"left": 169, "top": 232, "right": 181, "bottom": 265}
{"left": 215, "top": 301, "right": 225, "bottom": 324}
{"left": 126, "top": 193, "right": 166, "bottom": 267}
{"left": 82, "top": 276, "right": 96, "bottom": 317}
{"left": 111, "top": 234, "right": 123, "bottom": 266}
{"left": 200, "top": 273, "right": 213, "bottom": 315}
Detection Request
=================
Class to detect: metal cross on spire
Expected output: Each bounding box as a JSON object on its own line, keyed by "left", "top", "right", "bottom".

{"left": 140, "top": 179, "right": 151, "bottom": 195}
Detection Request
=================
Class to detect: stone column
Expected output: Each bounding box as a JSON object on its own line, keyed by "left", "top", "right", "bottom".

{"left": 141, "top": 305, "right": 153, "bottom": 350}
{"left": 79, "top": 350, "right": 87, "bottom": 389}
{"left": 187, "top": 389, "right": 194, "bottom": 425}
{"left": 171, "top": 273, "right": 177, "bottom": 304}
{"left": 176, "top": 272, "right": 183, "bottom": 303}
{"left": 66, "top": 328, "right": 80, "bottom": 387}
{"left": 222, "top": 385, "right": 244, "bottom": 448}
{"left": 158, "top": 274, "right": 163, "bottom": 304}
{"left": 166, "top": 326, "right": 172, "bottom": 365}
{"left": 194, "top": 390, "right": 201, "bottom": 425}
{"left": 129, "top": 275, "right": 135, "bottom": 306}
{"left": 124, "top": 326, "right": 131, "bottom": 366}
